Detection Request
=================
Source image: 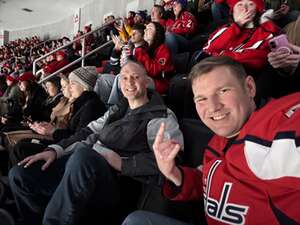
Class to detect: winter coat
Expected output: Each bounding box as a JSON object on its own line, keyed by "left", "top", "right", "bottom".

{"left": 49, "top": 90, "right": 183, "bottom": 185}
{"left": 203, "top": 21, "right": 280, "bottom": 71}
{"left": 0, "top": 84, "right": 23, "bottom": 117}
{"left": 52, "top": 91, "right": 106, "bottom": 142}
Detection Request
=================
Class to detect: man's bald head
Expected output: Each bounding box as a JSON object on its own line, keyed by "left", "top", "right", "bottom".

{"left": 120, "top": 60, "right": 148, "bottom": 78}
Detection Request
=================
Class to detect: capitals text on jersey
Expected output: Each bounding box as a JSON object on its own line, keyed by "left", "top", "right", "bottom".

{"left": 204, "top": 160, "right": 249, "bottom": 225}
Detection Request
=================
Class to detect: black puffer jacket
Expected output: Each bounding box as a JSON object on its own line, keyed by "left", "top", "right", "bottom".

{"left": 52, "top": 91, "right": 106, "bottom": 142}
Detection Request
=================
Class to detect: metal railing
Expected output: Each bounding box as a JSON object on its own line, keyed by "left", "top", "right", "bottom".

{"left": 30, "top": 39, "right": 50, "bottom": 56}
{"left": 38, "top": 40, "right": 112, "bottom": 84}
{"left": 33, "top": 21, "right": 114, "bottom": 81}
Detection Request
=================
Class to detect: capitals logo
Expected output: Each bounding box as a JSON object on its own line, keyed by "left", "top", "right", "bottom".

{"left": 203, "top": 160, "right": 249, "bottom": 225}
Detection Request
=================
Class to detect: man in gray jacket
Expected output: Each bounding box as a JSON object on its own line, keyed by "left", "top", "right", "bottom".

{"left": 9, "top": 61, "right": 183, "bottom": 225}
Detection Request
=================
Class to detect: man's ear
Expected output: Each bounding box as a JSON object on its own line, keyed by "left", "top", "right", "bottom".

{"left": 245, "top": 75, "right": 256, "bottom": 98}
{"left": 145, "top": 76, "right": 151, "bottom": 88}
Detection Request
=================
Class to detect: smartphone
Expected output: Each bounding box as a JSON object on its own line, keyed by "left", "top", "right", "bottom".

{"left": 269, "top": 34, "right": 291, "bottom": 54}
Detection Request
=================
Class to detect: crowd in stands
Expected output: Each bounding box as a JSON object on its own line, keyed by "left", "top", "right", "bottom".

{"left": 0, "top": 0, "right": 300, "bottom": 224}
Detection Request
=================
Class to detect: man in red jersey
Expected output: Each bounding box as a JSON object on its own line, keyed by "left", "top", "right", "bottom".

{"left": 123, "top": 56, "right": 300, "bottom": 225}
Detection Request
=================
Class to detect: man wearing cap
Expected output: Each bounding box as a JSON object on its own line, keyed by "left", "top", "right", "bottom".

{"left": 9, "top": 61, "right": 183, "bottom": 225}
{"left": 165, "top": 0, "right": 198, "bottom": 55}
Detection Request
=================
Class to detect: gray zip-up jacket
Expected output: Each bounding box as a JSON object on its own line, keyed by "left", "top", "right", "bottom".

{"left": 48, "top": 91, "right": 183, "bottom": 182}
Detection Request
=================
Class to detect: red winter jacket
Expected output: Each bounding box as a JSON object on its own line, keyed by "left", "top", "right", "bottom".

{"left": 203, "top": 21, "right": 279, "bottom": 71}
{"left": 164, "top": 92, "right": 300, "bottom": 225}
{"left": 168, "top": 11, "right": 198, "bottom": 36}
{"left": 134, "top": 44, "right": 175, "bottom": 94}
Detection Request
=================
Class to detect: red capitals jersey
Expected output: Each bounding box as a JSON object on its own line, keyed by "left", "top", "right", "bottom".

{"left": 164, "top": 92, "right": 300, "bottom": 225}
{"left": 169, "top": 11, "right": 198, "bottom": 36}
{"left": 203, "top": 22, "right": 279, "bottom": 71}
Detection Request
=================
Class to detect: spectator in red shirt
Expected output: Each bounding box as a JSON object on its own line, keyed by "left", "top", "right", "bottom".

{"left": 42, "top": 51, "right": 69, "bottom": 76}
{"left": 165, "top": 0, "right": 199, "bottom": 56}
{"left": 134, "top": 22, "right": 175, "bottom": 94}
{"left": 151, "top": 4, "right": 174, "bottom": 29}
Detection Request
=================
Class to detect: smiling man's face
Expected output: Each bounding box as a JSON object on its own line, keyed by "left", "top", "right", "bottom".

{"left": 120, "top": 62, "right": 149, "bottom": 103}
{"left": 192, "top": 66, "right": 256, "bottom": 138}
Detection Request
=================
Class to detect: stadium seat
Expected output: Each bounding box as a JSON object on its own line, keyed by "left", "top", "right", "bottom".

{"left": 172, "top": 52, "right": 190, "bottom": 75}
{"left": 0, "top": 208, "right": 15, "bottom": 225}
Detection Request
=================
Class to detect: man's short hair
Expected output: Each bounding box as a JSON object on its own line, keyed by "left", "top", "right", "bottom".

{"left": 121, "top": 60, "right": 148, "bottom": 78}
{"left": 132, "top": 23, "right": 146, "bottom": 36}
{"left": 189, "top": 56, "right": 247, "bottom": 85}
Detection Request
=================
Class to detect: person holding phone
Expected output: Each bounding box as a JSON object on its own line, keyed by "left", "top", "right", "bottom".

{"left": 255, "top": 36, "right": 300, "bottom": 98}
{"left": 268, "top": 34, "right": 300, "bottom": 72}
{"left": 254, "top": 32, "right": 300, "bottom": 100}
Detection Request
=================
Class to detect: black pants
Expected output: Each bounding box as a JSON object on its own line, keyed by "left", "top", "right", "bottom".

{"left": 9, "top": 138, "right": 51, "bottom": 169}
{"left": 9, "top": 144, "right": 121, "bottom": 225}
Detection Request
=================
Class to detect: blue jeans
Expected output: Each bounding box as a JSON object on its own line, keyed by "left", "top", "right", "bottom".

{"left": 9, "top": 143, "right": 120, "bottom": 225}
{"left": 165, "top": 32, "right": 191, "bottom": 57}
{"left": 122, "top": 210, "right": 192, "bottom": 225}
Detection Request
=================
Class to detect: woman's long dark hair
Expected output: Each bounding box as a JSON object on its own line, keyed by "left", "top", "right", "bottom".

{"left": 24, "top": 80, "right": 38, "bottom": 97}
{"left": 148, "top": 22, "right": 166, "bottom": 58}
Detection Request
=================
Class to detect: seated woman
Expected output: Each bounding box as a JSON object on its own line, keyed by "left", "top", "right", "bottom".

{"left": 28, "top": 74, "right": 73, "bottom": 139}
{"left": 202, "top": 0, "right": 279, "bottom": 72}
{"left": 9, "top": 67, "right": 107, "bottom": 166}
{"left": 0, "top": 72, "right": 49, "bottom": 132}
{"left": 165, "top": 0, "right": 198, "bottom": 56}
{"left": 41, "top": 76, "right": 63, "bottom": 120}
{"left": 96, "top": 22, "right": 174, "bottom": 106}
{"left": 130, "top": 21, "right": 175, "bottom": 94}
{"left": 0, "top": 74, "right": 24, "bottom": 124}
